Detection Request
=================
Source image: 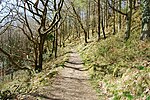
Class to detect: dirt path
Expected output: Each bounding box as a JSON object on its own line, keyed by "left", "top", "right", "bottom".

{"left": 47, "top": 50, "right": 98, "bottom": 100}
{"left": 23, "top": 50, "right": 98, "bottom": 100}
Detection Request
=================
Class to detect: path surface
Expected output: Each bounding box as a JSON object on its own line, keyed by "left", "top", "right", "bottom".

{"left": 47, "top": 50, "right": 98, "bottom": 100}
{"left": 23, "top": 50, "right": 98, "bottom": 100}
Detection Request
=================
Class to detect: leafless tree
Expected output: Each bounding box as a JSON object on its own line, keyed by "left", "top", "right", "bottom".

{"left": 17, "top": 0, "right": 64, "bottom": 72}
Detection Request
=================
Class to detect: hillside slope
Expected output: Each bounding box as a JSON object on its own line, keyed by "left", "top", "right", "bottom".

{"left": 77, "top": 9, "right": 150, "bottom": 99}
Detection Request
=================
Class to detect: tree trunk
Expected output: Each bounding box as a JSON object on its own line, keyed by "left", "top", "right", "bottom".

{"left": 140, "top": 0, "right": 150, "bottom": 40}
{"left": 133, "top": 0, "right": 136, "bottom": 9}
{"left": 118, "top": 0, "right": 122, "bottom": 32}
{"left": 1, "top": 35, "right": 5, "bottom": 81}
{"left": 74, "top": 20, "right": 79, "bottom": 38}
{"left": 39, "top": 38, "right": 44, "bottom": 72}
{"left": 34, "top": 44, "right": 38, "bottom": 70}
{"left": 60, "top": 26, "right": 62, "bottom": 47}
{"left": 113, "top": 0, "right": 116, "bottom": 35}
{"left": 7, "top": 28, "right": 14, "bottom": 80}
{"left": 51, "top": 32, "right": 55, "bottom": 56}
{"left": 77, "top": 7, "right": 81, "bottom": 38}
{"left": 101, "top": 4, "right": 106, "bottom": 39}
{"left": 55, "top": 25, "right": 58, "bottom": 58}
{"left": 2, "top": 59, "right": 5, "bottom": 81}
{"left": 140, "top": 22, "right": 150, "bottom": 40}
{"left": 92, "top": 2, "right": 96, "bottom": 36}
{"left": 97, "top": 0, "right": 101, "bottom": 41}
{"left": 124, "top": 0, "right": 133, "bottom": 40}
{"left": 62, "top": 22, "right": 65, "bottom": 47}
{"left": 105, "top": 0, "right": 108, "bottom": 28}
{"left": 86, "top": 0, "right": 90, "bottom": 39}
{"left": 35, "top": 34, "right": 46, "bottom": 72}
{"left": 1, "top": 57, "right": 6, "bottom": 81}
{"left": 71, "top": 2, "right": 88, "bottom": 43}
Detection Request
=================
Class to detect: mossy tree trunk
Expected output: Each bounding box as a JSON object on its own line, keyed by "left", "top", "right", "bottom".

{"left": 140, "top": 0, "right": 150, "bottom": 40}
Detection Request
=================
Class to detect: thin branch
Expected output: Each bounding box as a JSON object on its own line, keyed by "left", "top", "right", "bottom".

{"left": 0, "top": 20, "right": 15, "bottom": 35}
{"left": 38, "top": 0, "right": 49, "bottom": 34}
{"left": 19, "top": 5, "right": 42, "bottom": 17}
{"left": 0, "top": 11, "right": 11, "bottom": 23}
{"left": 44, "top": 0, "right": 64, "bottom": 34}
{"left": 107, "top": 0, "right": 127, "bottom": 16}
{"left": 23, "top": 2, "right": 34, "bottom": 39}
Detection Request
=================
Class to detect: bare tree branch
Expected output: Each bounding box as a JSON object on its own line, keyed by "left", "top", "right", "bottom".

{"left": 107, "top": 0, "right": 127, "bottom": 16}
{"left": 23, "top": 2, "right": 34, "bottom": 39}
{"left": 44, "top": 0, "right": 64, "bottom": 34}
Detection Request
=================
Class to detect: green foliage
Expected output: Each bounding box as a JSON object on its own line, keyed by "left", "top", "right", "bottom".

{"left": 123, "top": 91, "right": 133, "bottom": 100}
{"left": 78, "top": 13, "right": 150, "bottom": 99}
{"left": 146, "top": 95, "right": 150, "bottom": 100}
{"left": 136, "top": 66, "right": 145, "bottom": 70}
{"left": 97, "top": 46, "right": 110, "bottom": 56}
{"left": 74, "top": 0, "right": 87, "bottom": 9}
{"left": 49, "top": 71, "right": 58, "bottom": 78}
{"left": 46, "top": 34, "right": 54, "bottom": 41}
{"left": 113, "top": 93, "right": 121, "bottom": 100}
{"left": 55, "top": 60, "right": 66, "bottom": 68}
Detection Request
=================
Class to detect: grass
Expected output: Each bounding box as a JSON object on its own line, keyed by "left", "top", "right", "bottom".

{"left": 77, "top": 8, "right": 150, "bottom": 100}
{"left": 78, "top": 34, "right": 150, "bottom": 99}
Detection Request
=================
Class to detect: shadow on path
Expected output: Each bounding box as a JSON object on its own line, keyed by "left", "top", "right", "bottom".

{"left": 63, "top": 64, "right": 92, "bottom": 71}
{"left": 22, "top": 50, "right": 98, "bottom": 100}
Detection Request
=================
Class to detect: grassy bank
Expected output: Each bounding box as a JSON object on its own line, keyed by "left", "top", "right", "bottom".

{"left": 78, "top": 32, "right": 150, "bottom": 99}
{"left": 77, "top": 9, "right": 150, "bottom": 100}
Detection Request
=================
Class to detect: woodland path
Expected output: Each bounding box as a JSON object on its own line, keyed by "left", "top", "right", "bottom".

{"left": 23, "top": 50, "right": 98, "bottom": 100}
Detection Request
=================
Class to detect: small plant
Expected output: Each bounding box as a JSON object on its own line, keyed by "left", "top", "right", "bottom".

{"left": 136, "top": 66, "right": 145, "bottom": 70}
{"left": 123, "top": 91, "right": 134, "bottom": 100}
{"left": 146, "top": 95, "right": 150, "bottom": 100}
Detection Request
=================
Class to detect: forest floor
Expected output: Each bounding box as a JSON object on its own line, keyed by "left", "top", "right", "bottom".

{"left": 21, "top": 49, "right": 99, "bottom": 100}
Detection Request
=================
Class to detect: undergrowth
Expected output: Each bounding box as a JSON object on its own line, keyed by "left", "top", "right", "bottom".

{"left": 0, "top": 45, "right": 70, "bottom": 99}
{"left": 77, "top": 8, "right": 150, "bottom": 100}
{"left": 78, "top": 34, "right": 150, "bottom": 100}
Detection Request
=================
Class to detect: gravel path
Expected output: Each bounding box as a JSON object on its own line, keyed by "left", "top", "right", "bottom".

{"left": 23, "top": 50, "right": 98, "bottom": 100}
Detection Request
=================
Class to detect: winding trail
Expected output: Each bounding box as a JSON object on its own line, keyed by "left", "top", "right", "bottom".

{"left": 24, "top": 50, "right": 98, "bottom": 100}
